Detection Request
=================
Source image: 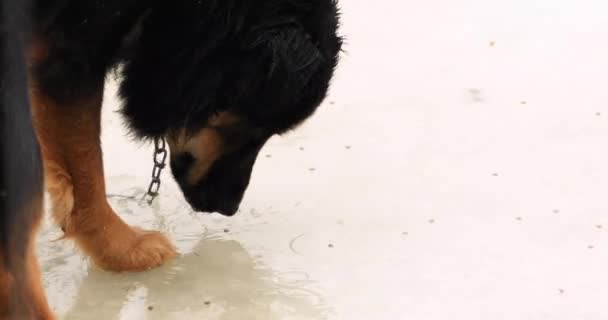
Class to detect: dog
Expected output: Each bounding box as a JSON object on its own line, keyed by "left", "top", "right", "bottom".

{"left": 0, "top": 0, "right": 342, "bottom": 318}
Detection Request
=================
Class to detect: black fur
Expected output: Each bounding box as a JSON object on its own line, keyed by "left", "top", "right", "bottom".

{"left": 119, "top": 0, "right": 342, "bottom": 137}
{"left": 5, "top": 0, "right": 341, "bottom": 218}
{"left": 30, "top": 0, "right": 341, "bottom": 215}
{"left": 31, "top": 0, "right": 342, "bottom": 138}
{"left": 0, "top": 0, "right": 42, "bottom": 266}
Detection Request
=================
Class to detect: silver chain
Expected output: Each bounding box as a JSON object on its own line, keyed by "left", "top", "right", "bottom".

{"left": 144, "top": 137, "right": 168, "bottom": 204}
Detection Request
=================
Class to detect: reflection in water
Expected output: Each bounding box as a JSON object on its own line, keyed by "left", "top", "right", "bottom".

{"left": 40, "top": 185, "right": 330, "bottom": 320}
{"left": 62, "top": 238, "right": 330, "bottom": 320}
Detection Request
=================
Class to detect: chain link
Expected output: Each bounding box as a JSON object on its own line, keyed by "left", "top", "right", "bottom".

{"left": 144, "top": 137, "right": 168, "bottom": 204}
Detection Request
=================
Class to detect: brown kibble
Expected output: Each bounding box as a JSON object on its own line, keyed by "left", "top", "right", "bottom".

{"left": 224, "top": 228, "right": 230, "bottom": 233}
{"left": 148, "top": 306, "right": 154, "bottom": 311}
{"left": 204, "top": 301, "right": 211, "bottom": 306}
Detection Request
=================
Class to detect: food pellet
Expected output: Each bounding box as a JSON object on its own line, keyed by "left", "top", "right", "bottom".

{"left": 148, "top": 306, "right": 154, "bottom": 311}
{"left": 204, "top": 301, "right": 211, "bottom": 306}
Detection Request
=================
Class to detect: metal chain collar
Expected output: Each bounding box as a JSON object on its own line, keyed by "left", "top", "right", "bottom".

{"left": 144, "top": 137, "right": 168, "bottom": 204}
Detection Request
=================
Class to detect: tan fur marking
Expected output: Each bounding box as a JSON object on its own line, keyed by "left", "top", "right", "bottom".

{"left": 167, "top": 112, "right": 244, "bottom": 185}
{"left": 43, "top": 162, "right": 74, "bottom": 230}
{"left": 185, "top": 128, "right": 223, "bottom": 185}
{"left": 30, "top": 81, "right": 176, "bottom": 273}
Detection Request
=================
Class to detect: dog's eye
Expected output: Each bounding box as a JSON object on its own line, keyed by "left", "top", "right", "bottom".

{"left": 215, "top": 123, "right": 265, "bottom": 150}
{"left": 170, "top": 152, "right": 195, "bottom": 179}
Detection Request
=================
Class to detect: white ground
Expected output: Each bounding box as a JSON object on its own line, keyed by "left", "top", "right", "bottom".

{"left": 38, "top": 0, "right": 608, "bottom": 319}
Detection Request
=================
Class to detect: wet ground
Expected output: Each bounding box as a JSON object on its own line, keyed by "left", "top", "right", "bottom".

{"left": 38, "top": 0, "right": 608, "bottom": 319}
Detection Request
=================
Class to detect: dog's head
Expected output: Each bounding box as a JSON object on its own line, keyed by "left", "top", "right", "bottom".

{"left": 119, "top": 1, "right": 342, "bottom": 215}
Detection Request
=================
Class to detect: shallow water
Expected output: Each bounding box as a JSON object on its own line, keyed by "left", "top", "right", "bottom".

{"left": 38, "top": 0, "right": 608, "bottom": 319}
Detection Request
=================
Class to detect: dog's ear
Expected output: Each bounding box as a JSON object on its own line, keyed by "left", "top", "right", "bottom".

{"left": 121, "top": 9, "right": 152, "bottom": 58}
{"left": 263, "top": 27, "right": 323, "bottom": 92}
{"left": 240, "top": 26, "right": 329, "bottom": 131}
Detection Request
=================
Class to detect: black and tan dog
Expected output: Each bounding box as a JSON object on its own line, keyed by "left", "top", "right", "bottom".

{"left": 0, "top": 0, "right": 341, "bottom": 318}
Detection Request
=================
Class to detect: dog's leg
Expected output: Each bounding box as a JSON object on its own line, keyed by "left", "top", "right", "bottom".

{"left": 0, "top": 168, "right": 52, "bottom": 319}
{"left": 30, "top": 82, "right": 176, "bottom": 272}
{"left": 0, "top": 1, "right": 53, "bottom": 317}
{"left": 0, "top": 223, "right": 53, "bottom": 320}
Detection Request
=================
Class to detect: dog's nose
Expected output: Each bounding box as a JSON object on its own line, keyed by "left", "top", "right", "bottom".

{"left": 170, "top": 152, "right": 195, "bottom": 180}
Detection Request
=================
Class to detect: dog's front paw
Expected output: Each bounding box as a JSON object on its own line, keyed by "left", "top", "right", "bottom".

{"left": 75, "top": 214, "right": 176, "bottom": 272}
{"left": 108, "top": 227, "right": 176, "bottom": 272}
